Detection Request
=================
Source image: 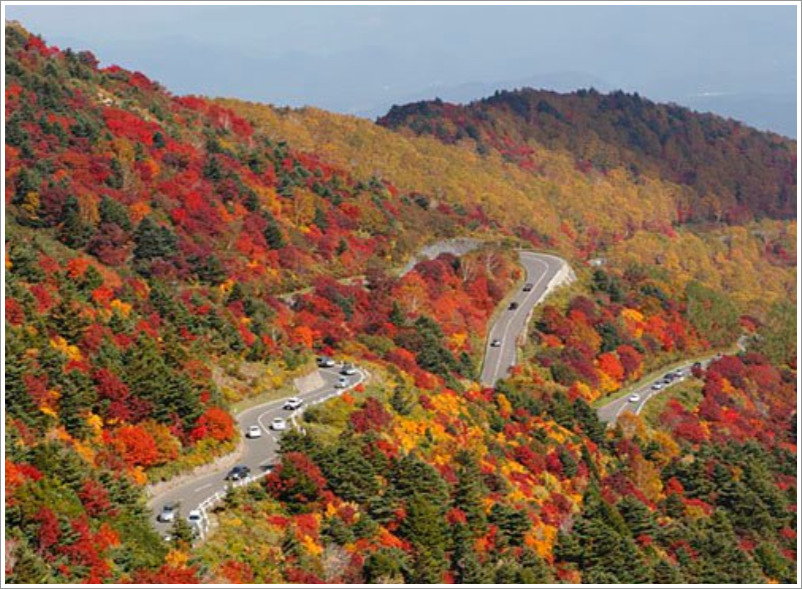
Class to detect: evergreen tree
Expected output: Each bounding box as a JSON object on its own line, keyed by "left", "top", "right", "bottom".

{"left": 313, "top": 206, "right": 328, "bottom": 231}
{"left": 518, "top": 547, "right": 553, "bottom": 583}
{"left": 202, "top": 154, "right": 223, "bottom": 180}
{"left": 58, "top": 195, "right": 93, "bottom": 248}
{"left": 391, "top": 453, "right": 449, "bottom": 511}
{"left": 6, "top": 543, "right": 51, "bottom": 584}
{"left": 99, "top": 194, "right": 131, "bottom": 230}
{"left": 754, "top": 541, "right": 796, "bottom": 583}
{"left": 451, "top": 523, "right": 491, "bottom": 583}
{"left": 59, "top": 369, "right": 96, "bottom": 439}
{"left": 263, "top": 222, "right": 285, "bottom": 249}
{"left": 652, "top": 559, "right": 685, "bottom": 584}
{"left": 454, "top": 451, "right": 488, "bottom": 535}
{"left": 317, "top": 441, "right": 378, "bottom": 504}
{"left": 106, "top": 157, "right": 124, "bottom": 189}
{"left": 389, "top": 385, "right": 414, "bottom": 416}
{"left": 389, "top": 300, "right": 406, "bottom": 327}
{"left": 49, "top": 295, "right": 89, "bottom": 344}
{"left": 402, "top": 494, "right": 447, "bottom": 584}
{"left": 4, "top": 328, "right": 45, "bottom": 429}
{"left": 278, "top": 428, "right": 321, "bottom": 458}
{"left": 574, "top": 397, "right": 607, "bottom": 444}
{"left": 618, "top": 495, "right": 655, "bottom": 538}
{"left": 169, "top": 514, "right": 196, "bottom": 547}
{"left": 362, "top": 548, "right": 408, "bottom": 583}
{"left": 489, "top": 502, "right": 529, "bottom": 547}
{"left": 133, "top": 217, "right": 177, "bottom": 262}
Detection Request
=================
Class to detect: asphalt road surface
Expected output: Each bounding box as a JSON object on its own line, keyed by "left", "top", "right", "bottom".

{"left": 149, "top": 365, "right": 365, "bottom": 538}
{"left": 479, "top": 252, "right": 566, "bottom": 387}
{"left": 596, "top": 357, "right": 721, "bottom": 424}
{"left": 150, "top": 248, "right": 567, "bottom": 539}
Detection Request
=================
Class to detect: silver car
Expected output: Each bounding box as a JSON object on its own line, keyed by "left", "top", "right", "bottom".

{"left": 158, "top": 503, "right": 179, "bottom": 523}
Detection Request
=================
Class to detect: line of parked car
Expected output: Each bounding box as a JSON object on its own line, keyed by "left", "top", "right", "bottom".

{"left": 158, "top": 358, "right": 359, "bottom": 529}
{"left": 628, "top": 367, "right": 690, "bottom": 403}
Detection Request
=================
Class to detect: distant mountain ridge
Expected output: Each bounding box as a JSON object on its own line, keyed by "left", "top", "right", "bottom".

{"left": 378, "top": 87, "right": 797, "bottom": 224}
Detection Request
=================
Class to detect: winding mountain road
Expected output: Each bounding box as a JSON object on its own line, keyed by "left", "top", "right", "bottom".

{"left": 596, "top": 337, "right": 746, "bottom": 425}
{"left": 480, "top": 252, "right": 571, "bottom": 387}
{"left": 595, "top": 363, "right": 697, "bottom": 425}
{"left": 148, "top": 365, "right": 366, "bottom": 538}
{"left": 148, "top": 247, "right": 572, "bottom": 540}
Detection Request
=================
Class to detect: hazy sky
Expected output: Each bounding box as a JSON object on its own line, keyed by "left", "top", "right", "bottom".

{"left": 5, "top": 4, "right": 798, "bottom": 136}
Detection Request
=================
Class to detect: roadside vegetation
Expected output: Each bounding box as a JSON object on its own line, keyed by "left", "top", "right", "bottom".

{"left": 4, "top": 24, "right": 796, "bottom": 584}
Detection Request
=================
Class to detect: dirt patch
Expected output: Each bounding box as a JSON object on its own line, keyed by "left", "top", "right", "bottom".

{"left": 294, "top": 370, "right": 325, "bottom": 394}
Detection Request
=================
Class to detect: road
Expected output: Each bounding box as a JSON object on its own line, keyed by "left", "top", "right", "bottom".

{"left": 596, "top": 355, "right": 726, "bottom": 424}
{"left": 149, "top": 248, "right": 569, "bottom": 539}
{"left": 596, "top": 335, "right": 748, "bottom": 425}
{"left": 479, "top": 252, "right": 568, "bottom": 387}
{"left": 149, "top": 364, "right": 365, "bottom": 538}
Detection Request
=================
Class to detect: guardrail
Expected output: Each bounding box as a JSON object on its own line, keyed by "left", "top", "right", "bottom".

{"left": 186, "top": 365, "right": 368, "bottom": 545}
{"left": 191, "top": 470, "right": 272, "bottom": 542}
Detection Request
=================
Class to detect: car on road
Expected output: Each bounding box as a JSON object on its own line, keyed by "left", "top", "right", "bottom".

{"left": 158, "top": 502, "right": 179, "bottom": 523}
{"left": 335, "top": 376, "right": 349, "bottom": 388}
{"left": 316, "top": 356, "right": 336, "bottom": 368}
{"left": 283, "top": 397, "right": 304, "bottom": 410}
{"left": 522, "top": 283, "right": 534, "bottom": 292}
{"left": 341, "top": 363, "right": 357, "bottom": 375}
{"left": 508, "top": 302, "right": 520, "bottom": 310}
{"left": 663, "top": 372, "right": 676, "bottom": 382}
{"left": 490, "top": 339, "right": 502, "bottom": 347}
{"left": 271, "top": 417, "right": 288, "bottom": 431}
{"left": 225, "top": 465, "right": 252, "bottom": 481}
{"left": 651, "top": 382, "right": 664, "bottom": 391}
{"left": 246, "top": 425, "right": 262, "bottom": 439}
{"left": 187, "top": 509, "right": 203, "bottom": 524}
{"left": 628, "top": 393, "right": 641, "bottom": 403}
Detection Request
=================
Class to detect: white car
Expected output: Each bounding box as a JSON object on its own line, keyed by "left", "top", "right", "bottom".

{"left": 490, "top": 339, "right": 502, "bottom": 348}
{"left": 316, "top": 356, "right": 336, "bottom": 368}
{"left": 246, "top": 425, "right": 262, "bottom": 439}
{"left": 283, "top": 397, "right": 304, "bottom": 410}
{"left": 271, "top": 417, "right": 287, "bottom": 431}
{"left": 187, "top": 509, "right": 203, "bottom": 524}
{"left": 628, "top": 393, "right": 641, "bottom": 403}
{"left": 335, "top": 376, "right": 348, "bottom": 389}
{"left": 651, "top": 382, "right": 664, "bottom": 391}
{"left": 341, "top": 363, "right": 357, "bottom": 376}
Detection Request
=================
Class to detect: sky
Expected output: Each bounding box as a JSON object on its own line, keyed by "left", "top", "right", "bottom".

{"left": 5, "top": 3, "right": 799, "bottom": 137}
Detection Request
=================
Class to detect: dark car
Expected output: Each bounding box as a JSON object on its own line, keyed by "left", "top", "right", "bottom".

{"left": 508, "top": 302, "right": 520, "bottom": 310}
{"left": 225, "top": 465, "right": 251, "bottom": 481}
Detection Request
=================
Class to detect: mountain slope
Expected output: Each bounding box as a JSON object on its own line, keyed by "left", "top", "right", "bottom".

{"left": 4, "top": 25, "right": 797, "bottom": 585}
{"left": 378, "top": 88, "right": 797, "bottom": 223}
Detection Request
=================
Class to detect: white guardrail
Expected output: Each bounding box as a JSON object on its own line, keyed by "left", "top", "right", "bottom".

{"left": 188, "top": 366, "right": 368, "bottom": 544}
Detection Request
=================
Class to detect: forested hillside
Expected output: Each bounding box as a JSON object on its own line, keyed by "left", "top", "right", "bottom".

{"left": 4, "top": 24, "right": 797, "bottom": 584}
{"left": 378, "top": 88, "right": 797, "bottom": 223}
